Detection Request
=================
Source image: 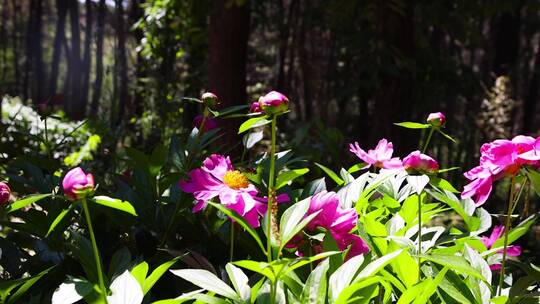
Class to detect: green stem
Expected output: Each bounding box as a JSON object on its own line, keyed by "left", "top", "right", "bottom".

{"left": 81, "top": 198, "right": 107, "bottom": 302}
{"left": 417, "top": 193, "right": 422, "bottom": 275}
{"left": 422, "top": 128, "right": 435, "bottom": 153}
{"left": 270, "top": 280, "right": 277, "bottom": 304}
{"left": 497, "top": 176, "right": 516, "bottom": 296}
{"left": 229, "top": 223, "right": 235, "bottom": 262}
{"left": 266, "top": 115, "right": 277, "bottom": 263}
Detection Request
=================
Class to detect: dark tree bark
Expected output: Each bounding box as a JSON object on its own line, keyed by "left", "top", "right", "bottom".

{"left": 90, "top": 0, "right": 106, "bottom": 117}
{"left": 33, "top": 0, "right": 44, "bottom": 104}
{"left": 130, "top": 0, "right": 145, "bottom": 118}
{"left": 22, "top": 0, "right": 37, "bottom": 101}
{"left": 10, "top": 0, "right": 21, "bottom": 95}
{"left": 523, "top": 38, "right": 540, "bottom": 133}
{"left": 67, "top": 0, "right": 83, "bottom": 118}
{"left": 371, "top": 0, "right": 415, "bottom": 154}
{"left": 1, "top": 0, "right": 8, "bottom": 87}
{"left": 492, "top": 6, "right": 522, "bottom": 76}
{"left": 208, "top": 0, "right": 250, "bottom": 157}
{"left": 115, "top": 0, "right": 128, "bottom": 124}
{"left": 81, "top": 0, "right": 93, "bottom": 114}
{"left": 49, "top": 0, "right": 68, "bottom": 98}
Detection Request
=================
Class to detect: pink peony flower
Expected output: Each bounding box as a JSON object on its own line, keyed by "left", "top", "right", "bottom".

{"left": 62, "top": 167, "right": 95, "bottom": 201}
{"left": 259, "top": 91, "right": 289, "bottom": 114}
{"left": 462, "top": 135, "right": 540, "bottom": 205}
{"left": 481, "top": 225, "right": 521, "bottom": 270}
{"left": 402, "top": 151, "right": 439, "bottom": 173}
{"left": 289, "top": 191, "right": 369, "bottom": 260}
{"left": 249, "top": 101, "right": 262, "bottom": 113}
{"left": 180, "top": 154, "right": 281, "bottom": 228}
{"left": 349, "top": 139, "right": 403, "bottom": 169}
{"left": 193, "top": 115, "right": 218, "bottom": 131}
{"left": 0, "top": 182, "right": 11, "bottom": 206}
{"left": 426, "top": 112, "right": 446, "bottom": 127}
{"left": 462, "top": 166, "right": 493, "bottom": 206}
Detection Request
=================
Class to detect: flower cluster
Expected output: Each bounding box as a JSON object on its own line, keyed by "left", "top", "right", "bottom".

{"left": 288, "top": 191, "right": 369, "bottom": 260}
{"left": 179, "top": 154, "right": 286, "bottom": 228}
{"left": 349, "top": 139, "right": 438, "bottom": 174}
{"left": 462, "top": 135, "right": 540, "bottom": 205}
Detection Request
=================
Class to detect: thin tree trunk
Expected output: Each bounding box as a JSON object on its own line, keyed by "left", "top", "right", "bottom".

{"left": 33, "top": 0, "right": 44, "bottom": 104}
{"left": 67, "top": 0, "right": 82, "bottom": 118}
{"left": 90, "top": 0, "right": 106, "bottom": 117}
{"left": 523, "top": 38, "right": 540, "bottom": 133}
{"left": 1, "top": 0, "right": 8, "bottom": 87}
{"left": 81, "top": 0, "right": 93, "bottom": 114}
{"left": 130, "top": 0, "right": 144, "bottom": 118}
{"left": 49, "top": 0, "right": 68, "bottom": 98}
{"left": 115, "top": 0, "right": 128, "bottom": 124}
{"left": 11, "top": 0, "right": 21, "bottom": 95}
{"left": 208, "top": 0, "right": 250, "bottom": 157}
{"left": 22, "top": 0, "right": 36, "bottom": 101}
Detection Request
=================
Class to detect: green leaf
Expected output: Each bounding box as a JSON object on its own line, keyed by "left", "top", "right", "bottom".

{"left": 397, "top": 280, "right": 430, "bottom": 304}
{"left": 209, "top": 202, "right": 266, "bottom": 255}
{"left": 279, "top": 197, "right": 318, "bottom": 251}
{"left": 336, "top": 276, "right": 392, "bottom": 304}
{"left": 355, "top": 249, "right": 404, "bottom": 281}
{"left": 413, "top": 267, "right": 448, "bottom": 304}
{"left": 8, "top": 266, "right": 54, "bottom": 304}
{"left": 492, "top": 215, "right": 536, "bottom": 248}
{"left": 170, "top": 269, "right": 239, "bottom": 301}
{"left": 243, "top": 130, "right": 264, "bottom": 149}
{"left": 300, "top": 178, "right": 326, "bottom": 199}
{"left": 46, "top": 204, "right": 75, "bottom": 236}
{"left": 419, "top": 253, "right": 486, "bottom": 281}
{"left": 394, "top": 122, "right": 430, "bottom": 129}
{"left": 92, "top": 196, "right": 137, "bottom": 216}
{"left": 429, "top": 177, "right": 459, "bottom": 193}
{"left": 315, "top": 163, "right": 344, "bottom": 186}
{"left": 131, "top": 262, "right": 149, "bottom": 288}
{"left": 143, "top": 256, "right": 183, "bottom": 295}
{"left": 149, "top": 144, "right": 168, "bottom": 176}
{"left": 329, "top": 255, "right": 365, "bottom": 301}
{"left": 348, "top": 163, "right": 369, "bottom": 173}
{"left": 238, "top": 116, "right": 271, "bottom": 134}
{"left": 300, "top": 259, "right": 329, "bottom": 304}
{"left": 275, "top": 168, "right": 309, "bottom": 190}
{"left": 109, "top": 247, "right": 132, "bottom": 279}
{"left": 526, "top": 169, "right": 540, "bottom": 198}
{"left": 233, "top": 260, "right": 275, "bottom": 282}
{"left": 437, "top": 129, "right": 457, "bottom": 143}
{"left": 51, "top": 277, "right": 94, "bottom": 304}
{"left": 225, "top": 264, "right": 250, "bottom": 302}
{"left": 7, "top": 193, "right": 52, "bottom": 213}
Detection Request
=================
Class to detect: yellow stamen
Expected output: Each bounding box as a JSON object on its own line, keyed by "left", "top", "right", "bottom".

{"left": 223, "top": 170, "right": 250, "bottom": 190}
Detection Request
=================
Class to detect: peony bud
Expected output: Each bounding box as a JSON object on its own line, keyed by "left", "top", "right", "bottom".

{"left": 0, "top": 182, "right": 11, "bottom": 206}
{"left": 201, "top": 92, "right": 218, "bottom": 108}
{"left": 249, "top": 101, "right": 262, "bottom": 113}
{"left": 259, "top": 91, "right": 289, "bottom": 115}
{"left": 403, "top": 151, "right": 439, "bottom": 174}
{"left": 427, "top": 112, "right": 446, "bottom": 127}
{"left": 62, "top": 167, "right": 95, "bottom": 201}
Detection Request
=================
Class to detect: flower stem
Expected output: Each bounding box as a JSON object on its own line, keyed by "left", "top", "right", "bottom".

{"left": 266, "top": 115, "right": 277, "bottom": 263}
{"left": 81, "top": 198, "right": 107, "bottom": 302}
{"left": 229, "top": 223, "right": 235, "bottom": 262}
{"left": 417, "top": 193, "right": 422, "bottom": 275}
{"left": 497, "top": 176, "right": 516, "bottom": 296}
{"left": 422, "top": 128, "right": 435, "bottom": 153}
{"left": 270, "top": 280, "right": 277, "bottom": 304}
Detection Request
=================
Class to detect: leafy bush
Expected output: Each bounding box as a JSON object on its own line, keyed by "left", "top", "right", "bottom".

{"left": 0, "top": 92, "right": 539, "bottom": 303}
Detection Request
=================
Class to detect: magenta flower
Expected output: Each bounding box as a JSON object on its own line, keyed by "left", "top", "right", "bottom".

{"left": 180, "top": 154, "right": 269, "bottom": 227}
{"left": 426, "top": 112, "right": 446, "bottom": 127}
{"left": 62, "top": 167, "right": 95, "bottom": 201}
{"left": 403, "top": 151, "right": 439, "bottom": 174}
{"left": 289, "top": 191, "right": 369, "bottom": 260}
{"left": 249, "top": 101, "right": 262, "bottom": 113}
{"left": 349, "top": 139, "right": 403, "bottom": 169}
{"left": 259, "top": 91, "right": 289, "bottom": 114}
{"left": 193, "top": 115, "right": 218, "bottom": 132}
{"left": 481, "top": 225, "right": 522, "bottom": 270}
{"left": 462, "top": 135, "right": 540, "bottom": 205}
{"left": 0, "top": 182, "right": 11, "bottom": 206}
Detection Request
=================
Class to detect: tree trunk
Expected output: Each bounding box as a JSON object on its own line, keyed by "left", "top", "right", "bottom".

{"left": 90, "top": 0, "right": 106, "bottom": 117}
{"left": 10, "top": 0, "right": 21, "bottom": 95}
{"left": 67, "top": 0, "right": 83, "bottom": 119}
{"left": 81, "top": 0, "right": 93, "bottom": 114}
{"left": 492, "top": 6, "right": 522, "bottom": 77}
{"left": 371, "top": 0, "right": 415, "bottom": 154}
{"left": 523, "top": 38, "right": 540, "bottom": 133}
{"left": 115, "top": 0, "right": 128, "bottom": 124}
{"left": 130, "top": 0, "right": 144, "bottom": 118}
{"left": 49, "top": 0, "right": 68, "bottom": 98}
{"left": 1, "top": 0, "right": 8, "bottom": 87}
{"left": 208, "top": 0, "right": 250, "bottom": 157}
